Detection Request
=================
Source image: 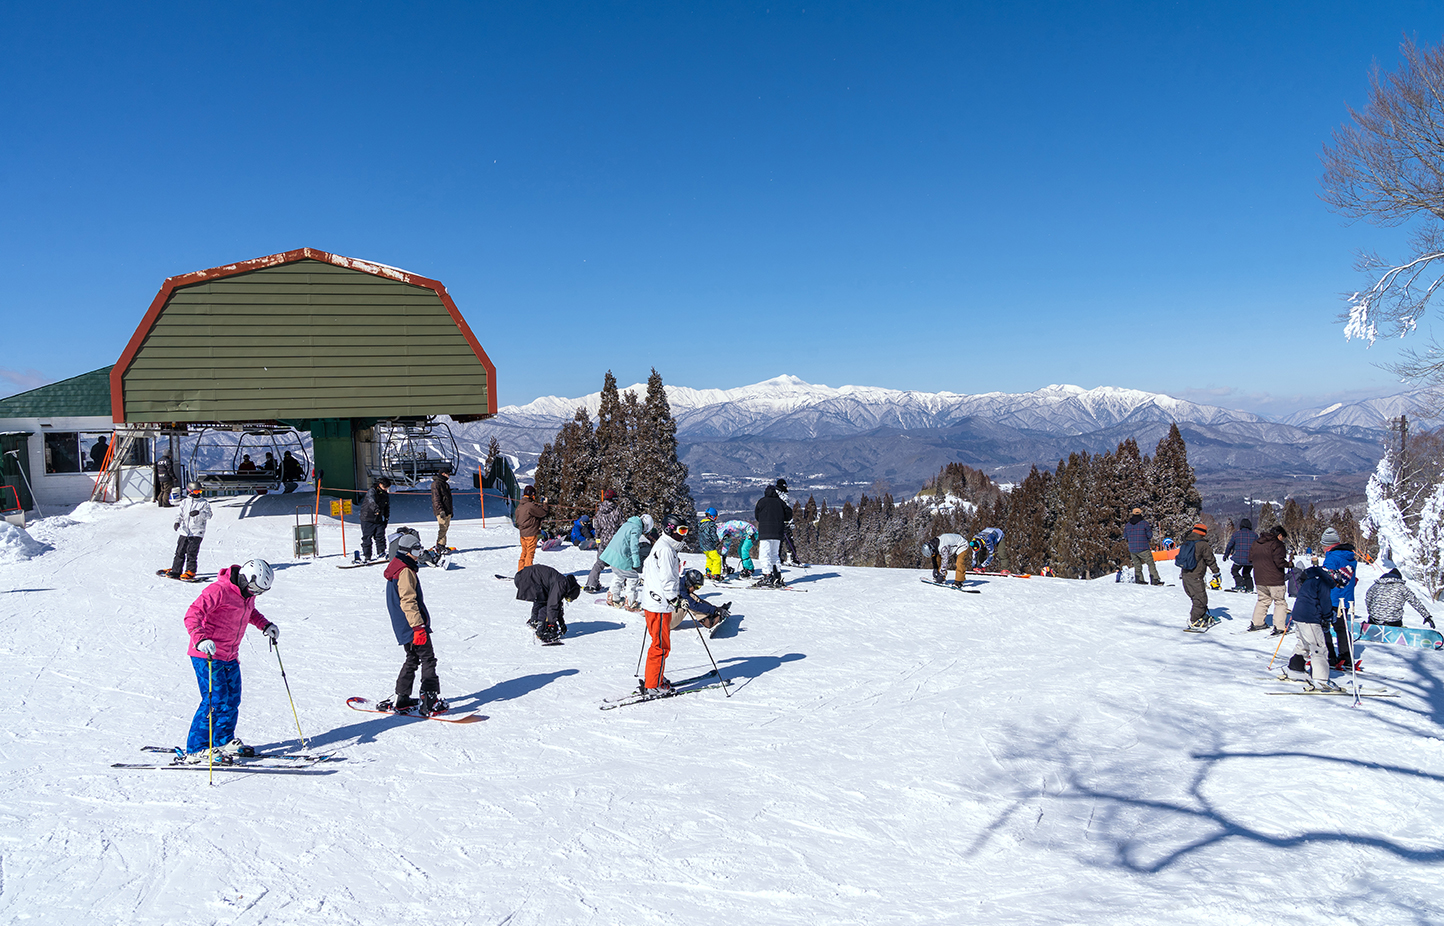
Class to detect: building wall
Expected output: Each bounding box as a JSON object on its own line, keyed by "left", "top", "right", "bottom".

{"left": 120, "top": 259, "right": 492, "bottom": 422}
{"left": 0, "top": 416, "right": 152, "bottom": 511}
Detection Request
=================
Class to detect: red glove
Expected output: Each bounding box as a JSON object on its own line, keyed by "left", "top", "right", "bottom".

{"left": 412, "top": 626, "right": 428, "bottom": 646}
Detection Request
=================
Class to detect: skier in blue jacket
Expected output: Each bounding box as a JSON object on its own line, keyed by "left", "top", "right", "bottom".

{"left": 1320, "top": 527, "right": 1359, "bottom": 670}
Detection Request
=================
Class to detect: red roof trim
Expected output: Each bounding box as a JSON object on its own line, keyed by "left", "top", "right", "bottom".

{"left": 112, "top": 248, "right": 497, "bottom": 422}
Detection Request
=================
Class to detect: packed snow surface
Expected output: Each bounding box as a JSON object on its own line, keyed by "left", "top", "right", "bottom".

{"left": 0, "top": 521, "right": 51, "bottom": 564}
{"left": 3, "top": 495, "right": 1443, "bottom": 924}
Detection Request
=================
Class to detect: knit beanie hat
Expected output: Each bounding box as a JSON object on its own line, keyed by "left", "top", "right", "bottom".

{"left": 1320, "top": 527, "right": 1341, "bottom": 548}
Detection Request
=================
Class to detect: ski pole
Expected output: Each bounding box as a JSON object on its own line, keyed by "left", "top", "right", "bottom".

{"left": 207, "top": 656, "right": 215, "bottom": 786}
{"left": 1267, "top": 611, "right": 1292, "bottom": 670}
{"left": 692, "top": 613, "right": 731, "bottom": 698}
{"left": 1343, "top": 603, "right": 1362, "bottom": 706}
{"left": 271, "top": 639, "right": 308, "bottom": 748}
{"left": 635, "top": 620, "right": 650, "bottom": 678}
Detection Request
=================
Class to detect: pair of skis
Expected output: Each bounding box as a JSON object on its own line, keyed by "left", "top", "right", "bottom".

{"left": 599, "top": 670, "right": 733, "bottom": 711}
{"left": 113, "top": 746, "right": 340, "bottom": 774}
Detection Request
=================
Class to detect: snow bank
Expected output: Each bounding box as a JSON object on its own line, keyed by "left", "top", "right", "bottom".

{"left": 0, "top": 521, "right": 51, "bottom": 563}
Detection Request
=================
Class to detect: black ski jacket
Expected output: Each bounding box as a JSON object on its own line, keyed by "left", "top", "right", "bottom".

{"left": 754, "top": 486, "right": 793, "bottom": 541}
{"left": 514, "top": 564, "right": 577, "bottom": 625}
{"left": 360, "top": 485, "right": 390, "bottom": 524}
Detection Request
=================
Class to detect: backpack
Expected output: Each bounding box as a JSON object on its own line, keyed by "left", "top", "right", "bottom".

{"left": 1175, "top": 538, "right": 1199, "bottom": 572}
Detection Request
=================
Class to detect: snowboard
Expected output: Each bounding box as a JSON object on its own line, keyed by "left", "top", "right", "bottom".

{"left": 156, "top": 569, "right": 209, "bottom": 583}
{"left": 1350, "top": 620, "right": 1444, "bottom": 650}
{"left": 919, "top": 577, "right": 982, "bottom": 594}
{"left": 345, "top": 697, "right": 486, "bottom": 723}
{"left": 337, "top": 557, "right": 387, "bottom": 569}
{"left": 973, "top": 570, "right": 1032, "bottom": 579}
{"left": 593, "top": 596, "right": 641, "bottom": 613}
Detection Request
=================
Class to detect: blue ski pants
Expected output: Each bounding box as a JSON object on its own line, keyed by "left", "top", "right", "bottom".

{"left": 187, "top": 656, "right": 242, "bottom": 753}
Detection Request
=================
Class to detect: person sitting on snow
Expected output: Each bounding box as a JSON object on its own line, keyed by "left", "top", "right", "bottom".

{"left": 676, "top": 568, "right": 731, "bottom": 630}
{"left": 569, "top": 514, "right": 597, "bottom": 550}
{"left": 1364, "top": 554, "right": 1436, "bottom": 629}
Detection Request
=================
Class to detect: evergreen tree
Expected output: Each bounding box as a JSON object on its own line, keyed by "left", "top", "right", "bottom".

{"left": 1149, "top": 423, "right": 1202, "bottom": 543}
{"left": 594, "top": 371, "right": 628, "bottom": 503}
{"left": 1004, "top": 466, "right": 1051, "bottom": 573}
{"left": 634, "top": 368, "right": 696, "bottom": 524}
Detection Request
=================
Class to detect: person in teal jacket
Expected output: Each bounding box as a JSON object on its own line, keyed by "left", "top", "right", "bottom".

{"left": 718, "top": 520, "right": 758, "bottom": 577}
{"left": 600, "top": 514, "right": 653, "bottom": 610}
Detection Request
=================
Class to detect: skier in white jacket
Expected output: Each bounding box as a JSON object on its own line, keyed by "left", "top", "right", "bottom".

{"left": 639, "top": 516, "right": 689, "bottom": 693}
{"left": 165, "top": 481, "right": 213, "bottom": 580}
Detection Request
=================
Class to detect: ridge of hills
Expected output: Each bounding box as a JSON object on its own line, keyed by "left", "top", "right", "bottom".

{"left": 455, "top": 376, "right": 1429, "bottom": 515}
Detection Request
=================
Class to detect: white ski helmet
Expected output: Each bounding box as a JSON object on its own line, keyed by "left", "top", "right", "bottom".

{"left": 640, "top": 513, "right": 655, "bottom": 534}
{"left": 237, "top": 559, "right": 275, "bottom": 595}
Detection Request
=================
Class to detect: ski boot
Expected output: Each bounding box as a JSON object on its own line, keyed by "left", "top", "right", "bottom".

{"left": 419, "top": 691, "right": 445, "bottom": 716}
{"left": 219, "top": 737, "right": 255, "bottom": 758}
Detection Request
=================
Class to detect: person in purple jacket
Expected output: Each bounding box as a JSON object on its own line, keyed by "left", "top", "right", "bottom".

{"left": 180, "top": 560, "right": 278, "bottom": 762}
{"left": 1223, "top": 519, "right": 1258, "bottom": 592}
{"left": 1123, "top": 508, "right": 1163, "bottom": 586}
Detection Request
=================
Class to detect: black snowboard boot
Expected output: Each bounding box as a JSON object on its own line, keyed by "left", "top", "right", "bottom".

{"left": 419, "top": 690, "right": 441, "bottom": 716}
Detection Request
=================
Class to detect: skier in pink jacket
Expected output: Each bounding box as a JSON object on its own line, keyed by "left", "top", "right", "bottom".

{"left": 180, "top": 560, "right": 279, "bottom": 761}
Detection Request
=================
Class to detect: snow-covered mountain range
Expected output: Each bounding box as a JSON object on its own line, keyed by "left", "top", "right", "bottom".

{"left": 456, "top": 375, "right": 1427, "bottom": 514}
{"left": 503, "top": 374, "right": 1267, "bottom": 440}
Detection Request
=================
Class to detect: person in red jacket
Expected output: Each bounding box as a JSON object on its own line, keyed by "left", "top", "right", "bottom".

{"left": 180, "top": 560, "right": 278, "bottom": 762}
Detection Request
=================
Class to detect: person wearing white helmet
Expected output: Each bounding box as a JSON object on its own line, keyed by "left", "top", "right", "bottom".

{"left": 600, "top": 512, "right": 653, "bottom": 611}
{"left": 163, "top": 481, "right": 212, "bottom": 580}
{"left": 179, "top": 559, "right": 278, "bottom": 762}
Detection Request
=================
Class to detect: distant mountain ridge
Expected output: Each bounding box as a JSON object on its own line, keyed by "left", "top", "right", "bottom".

{"left": 456, "top": 375, "right": 1425, "bottom": 515}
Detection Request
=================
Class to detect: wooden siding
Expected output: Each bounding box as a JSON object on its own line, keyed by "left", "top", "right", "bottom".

{"left": 122, "top": 261, "right": 490, "bottom": 421}
{"left": 0, "top": 367, "right": 112, "bottom": 418}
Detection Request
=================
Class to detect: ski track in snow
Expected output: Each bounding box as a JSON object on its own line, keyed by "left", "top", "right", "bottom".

{"left": 2, "top": 493, "right": 1443, "bottom": 924}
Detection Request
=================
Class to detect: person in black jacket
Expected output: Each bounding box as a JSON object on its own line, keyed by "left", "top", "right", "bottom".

{"left": 513, "top": 563, "right": 581, "bottom": 643}
{"left": 431, "top": 469, "right": 454, "bottom": 551}
{"left": 358, "top": 477, "right": 392, "bottom": 563}
{"left": 754, "top": 485, "right": 793, "bottom": 588}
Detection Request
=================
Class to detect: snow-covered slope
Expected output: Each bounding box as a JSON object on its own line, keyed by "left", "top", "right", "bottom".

{"left": 3, "top": 501, "right": 1443, "bottom": 924}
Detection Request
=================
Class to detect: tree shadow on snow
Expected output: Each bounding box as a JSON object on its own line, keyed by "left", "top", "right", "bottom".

{"left": 964, "top": 717, "right": 1444, "bottom": 908}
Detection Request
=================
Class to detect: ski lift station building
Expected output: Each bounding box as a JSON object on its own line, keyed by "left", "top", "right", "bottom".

{"left": 0, "top": 248, "right": 497, "bottom": 512}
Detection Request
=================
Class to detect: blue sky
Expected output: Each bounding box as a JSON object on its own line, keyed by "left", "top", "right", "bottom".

{"left": 2, "top": 1, "right": 1442, "bottom": 415}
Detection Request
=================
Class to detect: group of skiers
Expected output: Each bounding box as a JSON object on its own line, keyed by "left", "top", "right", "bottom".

{"left": 1163, "top": 515, "right": 1436, "bottom": 692}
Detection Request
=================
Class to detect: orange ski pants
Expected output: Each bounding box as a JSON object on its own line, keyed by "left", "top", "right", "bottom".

{"left": 644, "top": 609, "right": 673, "bottom": 688}
{"left": 517, "top": 535, "right": 538, "bottom": 571}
